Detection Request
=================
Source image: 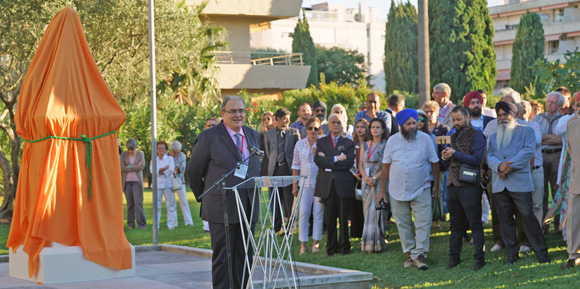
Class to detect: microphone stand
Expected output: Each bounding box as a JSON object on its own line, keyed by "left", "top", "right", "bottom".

{"left": 200, "top": 149, "right": 260, "bottom": 289}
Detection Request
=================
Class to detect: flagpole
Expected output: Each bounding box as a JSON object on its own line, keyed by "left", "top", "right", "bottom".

{"left": 148, "top": 0, "right": 158, "bottom": 245}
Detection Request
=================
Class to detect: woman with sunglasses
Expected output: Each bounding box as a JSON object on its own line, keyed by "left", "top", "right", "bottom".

{"left": 259, "top": 111, "right": 275, "bottom": 177}
{"left": 292, "top": 117, "right": 325, "bottom": 254}
{"left": 120, "top": 138, "right": 147, "bottom": 229}
{"left": 359, "top": 118, "right": 389, "bottom": 252}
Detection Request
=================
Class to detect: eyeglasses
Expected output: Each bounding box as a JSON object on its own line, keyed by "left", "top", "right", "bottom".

{"left": 223, "top": 109, "right": 246, "bottom": 115}
{"left": 307, "top": 126, "right": 320, "bottom": 131}
{"left": 419, "top": 117, "right": 425, "bottom": 122}
{"left": 314, "top": 108, "right": 326, "bottom": 113}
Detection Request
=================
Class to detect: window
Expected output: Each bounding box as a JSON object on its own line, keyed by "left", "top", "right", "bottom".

{"left": 555, "top": 8, "right": 564, "bottom": 22}
{"left": 548, "top": 40, "right": 559, "bottom": 54}
{"left": 537, "top": 13, "right": 548, "bottom": 21}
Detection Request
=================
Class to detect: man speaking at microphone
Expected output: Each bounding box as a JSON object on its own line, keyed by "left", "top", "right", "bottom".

{"left": 187, "top": 95, "right": 261, "bottom": 289}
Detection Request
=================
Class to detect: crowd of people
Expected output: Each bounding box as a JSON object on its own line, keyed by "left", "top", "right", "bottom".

{"left": 119, "top": 86, "right": 579, "bottom": 288}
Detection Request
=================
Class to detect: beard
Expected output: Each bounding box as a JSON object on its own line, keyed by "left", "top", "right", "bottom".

{"left": 401, "top": 126, "right": 417, "bottom": 141}
{"left": 316, "top": 113, "right": 325, "bottom": 121}
{"left": 496, "top": 119, "right": 516, "bottom": 149}
{"left": 471, "top": 107, "right": 482, "bottom": 118}
{"left": 455, "top": 121, "right": 468, "bottom": 131}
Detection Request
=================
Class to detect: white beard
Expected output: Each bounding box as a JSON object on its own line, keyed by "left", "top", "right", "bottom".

{"left": 496, "top": 120, "right": 516, "bottom": 149}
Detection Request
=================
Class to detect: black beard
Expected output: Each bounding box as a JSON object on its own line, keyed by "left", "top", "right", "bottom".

{"left": 401, "top": 127, "right": 417, "bottom": 140}
{"left": 316, "top": 114, "right": 325, "bottom": 121}
{"left": 471, "top": 107, "right": 482, "bottom": 118}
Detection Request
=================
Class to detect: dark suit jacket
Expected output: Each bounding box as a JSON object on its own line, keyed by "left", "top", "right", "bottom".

{"left": 264, "top": 127, "right": 300, "bottom": 176}
{"left": 187, "top": 122, "right": 261, "bottom": 224}
{"left": 385, "top": 109, "right": 400, "bottom": 135}
{"left": 313, "top": 135, "right": 356, "bottom": 199}
{"left": 483, "top": 115, "right": 495, "bottom": 131}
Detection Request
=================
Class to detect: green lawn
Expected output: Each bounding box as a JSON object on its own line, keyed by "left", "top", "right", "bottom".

{"left": 1, "top": 188, "right": 578, "bottom": 288}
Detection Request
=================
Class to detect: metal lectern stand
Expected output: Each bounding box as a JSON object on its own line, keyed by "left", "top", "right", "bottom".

{"left": 226, "top": 176, "right": 306, "bottom": 289}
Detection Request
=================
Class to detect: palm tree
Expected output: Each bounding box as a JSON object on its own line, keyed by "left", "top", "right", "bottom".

{"left": 418, "top": 0, "right": 430, "bottom": 106}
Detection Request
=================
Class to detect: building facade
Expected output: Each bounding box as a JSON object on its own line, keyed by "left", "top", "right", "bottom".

{"left": 251, "top": 3, "right": 387, "bottom": 91}
{"left": 491, "top": 0, "right": 580, "bottom": 90}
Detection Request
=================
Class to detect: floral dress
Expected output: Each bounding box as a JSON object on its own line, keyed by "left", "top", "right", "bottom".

{"left": 360, "top": 139, "right": 388, "bottom": 252}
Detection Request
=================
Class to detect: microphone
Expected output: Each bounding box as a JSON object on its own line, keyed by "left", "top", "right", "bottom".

{"left": 249, "top": 146, "right": 264, "bottom": 156}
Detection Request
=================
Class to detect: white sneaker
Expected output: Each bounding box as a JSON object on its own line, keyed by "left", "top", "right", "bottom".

{"left": 490, "top": 244, "right": 504, "bottom": 252}
{"left": 519, "top": 245, "right": 531, "bottom": 253}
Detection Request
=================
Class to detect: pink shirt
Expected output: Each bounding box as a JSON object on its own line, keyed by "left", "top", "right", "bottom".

{"left": 126, "top": 156, "right": 139, "bottom": 181}
{"left": 224, "top": 123, "right": 250, "bottom": 163}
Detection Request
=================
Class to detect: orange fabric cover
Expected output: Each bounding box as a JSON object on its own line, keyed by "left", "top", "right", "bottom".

{"left": 8, "top": 7, "right": 132, "bottom": 276}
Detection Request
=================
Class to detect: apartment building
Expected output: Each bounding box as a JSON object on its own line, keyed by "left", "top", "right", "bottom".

{"left": 250, "top": 2, "right": 387, "bottom": 91}
{"left": 491, "top": 0, "right": 580, "bottom": 90}
{"left": 186, "top": 0, "right": 310, "bottom": 97}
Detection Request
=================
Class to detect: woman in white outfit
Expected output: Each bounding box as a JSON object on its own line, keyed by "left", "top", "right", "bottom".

{"left": 170, "top": 141, "right": 194, "bottom": 227}
{"left": 151, "top": 141, "right": 178, "bottom": 229}
{"left": 292, "top": 117, "right": 324, "bottom": 254}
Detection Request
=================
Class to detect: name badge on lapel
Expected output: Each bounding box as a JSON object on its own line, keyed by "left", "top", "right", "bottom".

{"left": 234, "top": 163, "right": 248, "bottom": 179}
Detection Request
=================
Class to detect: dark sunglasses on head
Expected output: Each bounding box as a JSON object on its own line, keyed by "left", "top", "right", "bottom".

{"left": 307, "top": 126, "right": 320, "bottom": 131}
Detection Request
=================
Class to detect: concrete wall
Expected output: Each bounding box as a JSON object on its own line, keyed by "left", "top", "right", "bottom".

{"left": 186, "top": 0, "right": 303, "bottom": 19}
{"left": 216, "top": 64, "right": 310, "bottom": 89}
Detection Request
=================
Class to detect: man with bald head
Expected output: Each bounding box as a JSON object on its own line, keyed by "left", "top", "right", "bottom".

{"left": 487, "top": 101, "right": 550, "bottom": 265}
{"left": 533, "top": 91, "right": 565, "bottom": 234}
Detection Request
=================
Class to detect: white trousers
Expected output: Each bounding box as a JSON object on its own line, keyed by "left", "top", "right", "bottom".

{"left": 157, "top": 187, "right": 178, "bottom": 229}
{"left": 176, "top": 184, "right": 193, "bottom": 226}
{"left": 298, "top": 187, "right": 324, "bottom": 242}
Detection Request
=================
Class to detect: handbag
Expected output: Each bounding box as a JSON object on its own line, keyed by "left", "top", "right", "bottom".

{"left": 459, "top": 163, "right": 479, "bottom": 184}
{"left": 355, "top": 188, "right": 363, "bottom": 201}
{"left": 172, "top": 176, "right": 182, "bottom": 191}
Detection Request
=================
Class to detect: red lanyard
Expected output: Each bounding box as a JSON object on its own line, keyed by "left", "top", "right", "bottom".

{"left": 367, "top": 142, "right": 379, "bottom": 161}
{"left": 235, "top": 135, "right": 244, "bottom": 156}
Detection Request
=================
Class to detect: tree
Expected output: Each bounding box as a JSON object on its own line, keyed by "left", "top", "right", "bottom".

{"left": 292, "top": 11, "right": 318, "bottom": 87}
{"left": 531, "top": 49, "right": 580, "bottom": 98}
{"left": 510, "top": 11, "right": 545, "bottom": 94}
{"left": 384, "top": 1, "right": 418, "bottom": 95}
{"left": 429, "top": 0, "right": 496, "bottom": 103}
{"left": 316, "top": 46, "right": 366, "bottom": 86}
{"left": 0, "top": 0, "right": 224, "bottom": 222}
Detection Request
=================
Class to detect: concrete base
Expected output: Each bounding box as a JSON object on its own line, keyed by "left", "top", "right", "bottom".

{"left": 9, "top": 243, "right": 135, "bottom": 284}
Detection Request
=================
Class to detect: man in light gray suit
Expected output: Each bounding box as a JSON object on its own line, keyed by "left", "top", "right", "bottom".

{"left": 487, "top": 101, "right": 550, "bottom": 265}
{"left": 264, "top": 108, "right": 301, "bottom": 233}
{"left": 433, "top": 83, "right": 456, "bottom": 129}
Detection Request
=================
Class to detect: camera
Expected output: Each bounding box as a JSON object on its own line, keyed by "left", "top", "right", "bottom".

{"left": 375, "top": 199, "right": 388, "bottom": 210}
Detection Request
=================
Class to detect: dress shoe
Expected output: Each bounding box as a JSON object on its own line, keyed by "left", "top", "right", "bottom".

{"left": 519, "top": 245, "right": 531, "bottom": 253}
{"left": 490, "top": 244, "right": 504, "bottom": 252}
{"left": 562, "top": 258, "right": 579, "bottom": 270}
{"left": 473, "top": 258, "right": 486, "bottom": 271}
{"left": 505, "top": 256, "right": 519, "bottom": 265}
{"left": 445, "top": 257, "right": 461, "bottom": 270}
{"left": 538, "top": 256, "right": 551, "bottom": 264}
{"left": 412, "top": 254, "right": 429, "bottom": 270}
{"left": 404, "top": 253, "right": 413, "bottom": 268}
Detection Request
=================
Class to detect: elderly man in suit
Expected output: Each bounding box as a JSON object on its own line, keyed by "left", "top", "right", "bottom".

{"left": 187, "top": 95, "right": 262, "bottom": 289}
{"left": 433, "top": 83, "right": 456, "bottom": 129}
{"left": 563, "top": 94, "right": 580, "bottom": 269}
{"left": 487, "top": 101, "right": 550, "bottom": 265}
{"left": 264, "top": 108, "right": 300, "bottom": 233}
{"left": 314, "top": 113, "right": 356, "bottom": 256}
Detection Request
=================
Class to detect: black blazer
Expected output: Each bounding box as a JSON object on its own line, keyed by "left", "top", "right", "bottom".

{"left": 313, "top": 135, "right": 356, "bottom": 199}
{"left": 187, "top": 122, "right": 261, "bottom": 224}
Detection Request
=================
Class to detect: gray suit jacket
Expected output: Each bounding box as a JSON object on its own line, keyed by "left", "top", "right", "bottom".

{"left": 486, "top": 123, "right": 536, "bottom": 193}
{"left": 442, "top": 102, "right": 457, "bottom": 129}
{"left": 264, "top": 127, "right": 300, "bottom": 176}
{"left": 568, "top": 117, "right": 580, "bottom": 196}
{"left": 187, "top": 122, "right": 261, "bottom": 223}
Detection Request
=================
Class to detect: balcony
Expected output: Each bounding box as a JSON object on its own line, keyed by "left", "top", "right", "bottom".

{"left": 214, "top": 51, "right": 310, "bottom": 90}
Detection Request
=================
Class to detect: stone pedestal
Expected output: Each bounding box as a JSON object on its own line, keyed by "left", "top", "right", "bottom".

{"left": 9, "top": 243, "right": 135, "bottom": 284}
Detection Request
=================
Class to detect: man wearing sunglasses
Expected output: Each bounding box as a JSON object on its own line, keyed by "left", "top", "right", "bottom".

{"left": 309, "top": 100, "right": 330, "bottom": 136}
{"left": 354, "top": 92, "right": 397, "bottom": 135}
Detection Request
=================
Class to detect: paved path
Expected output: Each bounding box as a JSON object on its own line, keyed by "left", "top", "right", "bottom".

{"left": 0, "top": 249, "right": 315, "bottom": 289}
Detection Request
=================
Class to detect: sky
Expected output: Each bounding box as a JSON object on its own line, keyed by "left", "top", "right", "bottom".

{"left": 301, "top": 0, "right": 506, "bottom": 16}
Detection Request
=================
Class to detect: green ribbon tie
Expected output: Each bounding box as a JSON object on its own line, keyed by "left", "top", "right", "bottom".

{"left": 22, "top": 130, "right": 117, "bottom": 200}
